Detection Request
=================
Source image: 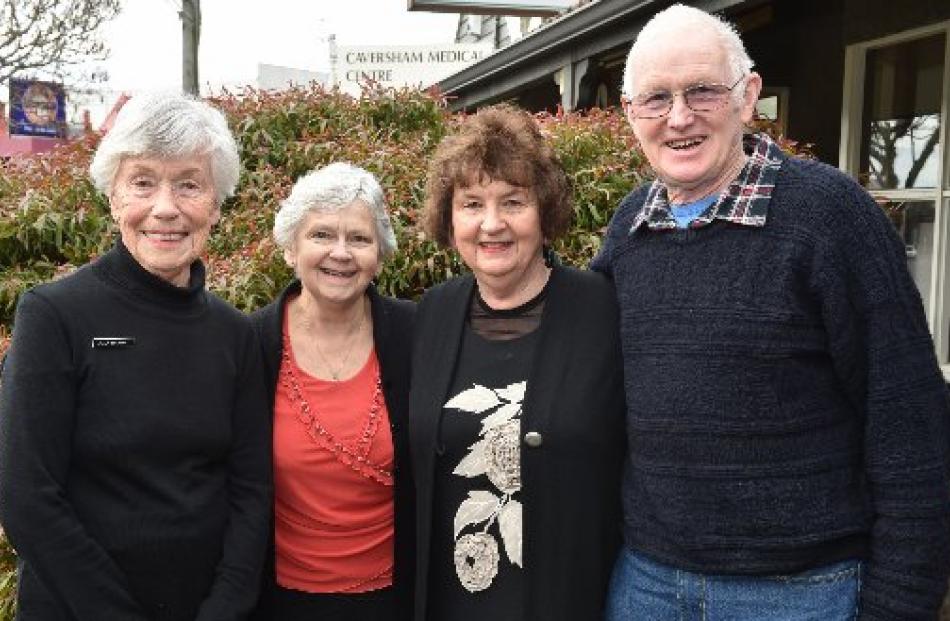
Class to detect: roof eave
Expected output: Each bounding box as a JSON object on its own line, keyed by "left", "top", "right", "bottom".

{"left": 437, "top": 0, "right": 658, "bottom": 96}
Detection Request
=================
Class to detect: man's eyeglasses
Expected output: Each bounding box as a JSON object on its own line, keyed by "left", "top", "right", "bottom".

{"left": 626, "top": 75, "right": 746, "bottom": 119}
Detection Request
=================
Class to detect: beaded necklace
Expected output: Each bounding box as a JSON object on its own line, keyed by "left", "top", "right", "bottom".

{"left": 279, "top": 337, "right": 393, "bottom": 486}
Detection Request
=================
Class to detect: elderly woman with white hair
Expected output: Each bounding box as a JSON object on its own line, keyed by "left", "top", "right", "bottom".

{"left": 249, "top": 162, "right": 415, "bottom": 621}
{"left": 0, "top": 92, "right": 272, "bottom": 620}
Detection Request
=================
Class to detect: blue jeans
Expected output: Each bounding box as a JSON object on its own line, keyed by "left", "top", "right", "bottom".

{"left": 605, "top": 547, "right": 861, "bottom": 621}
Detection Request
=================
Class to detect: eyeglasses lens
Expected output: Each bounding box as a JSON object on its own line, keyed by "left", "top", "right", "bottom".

{"left": 684, "top": 85, "right": 728, "bottom": 110}
{"left": 632, "top": 77, "right": 741, "bottom": 119}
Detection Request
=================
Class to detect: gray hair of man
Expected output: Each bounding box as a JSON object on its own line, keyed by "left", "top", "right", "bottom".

{"left": 622, "top": 4, "right": 755, "bottom": 100}
{"left": 273, "top": 162, "right": 398, "bottom": 260}
{"left": 89, "top": 92, "right": 240, "bottom": 206}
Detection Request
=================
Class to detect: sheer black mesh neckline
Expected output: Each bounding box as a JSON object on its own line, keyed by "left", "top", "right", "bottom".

{"left": 468, "top": 282, "right": 548, "bottom": 341}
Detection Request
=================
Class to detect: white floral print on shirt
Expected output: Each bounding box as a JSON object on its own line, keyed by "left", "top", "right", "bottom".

{"left": 444, "top": 381, "right": 525, "bottom": 593}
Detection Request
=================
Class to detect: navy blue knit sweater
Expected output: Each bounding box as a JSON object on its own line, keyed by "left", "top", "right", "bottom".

{"left": 592, "top": 153, "right": 950, "bottom": 620}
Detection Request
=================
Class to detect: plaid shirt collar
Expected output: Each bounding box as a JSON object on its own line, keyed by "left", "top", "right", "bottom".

{"left": 630, "top": 132, "right": 785, "bottom": 234}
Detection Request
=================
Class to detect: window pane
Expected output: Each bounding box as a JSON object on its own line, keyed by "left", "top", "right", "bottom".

{"left": 860, "top": 34, "right": 945, "bottom": 190}
{"left": 756, "top": 95, "right": 779, "bottom": 121}
{"left": 882, "top": 200, "right": 935, "bottom": 315}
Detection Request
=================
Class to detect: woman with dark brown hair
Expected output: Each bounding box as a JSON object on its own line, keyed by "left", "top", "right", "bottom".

{"left": 408, "top": 105, "right": 626, "bottom": 621}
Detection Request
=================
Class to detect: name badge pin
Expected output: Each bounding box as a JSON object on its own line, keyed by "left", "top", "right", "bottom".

{"left": 91, "top": 337, "right": 136, "bottom": 349}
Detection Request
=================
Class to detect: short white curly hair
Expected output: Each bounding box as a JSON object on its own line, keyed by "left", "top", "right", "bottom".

{"left": 89, "top": 92, "right": 240, "bottom": 206}
{"left": 273, "top": 162, "right": 397, "bottom": 259}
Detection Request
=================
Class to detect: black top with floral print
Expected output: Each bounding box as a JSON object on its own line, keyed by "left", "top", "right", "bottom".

{"left": 427, "top": 317, "right": 540, "bottom": 620}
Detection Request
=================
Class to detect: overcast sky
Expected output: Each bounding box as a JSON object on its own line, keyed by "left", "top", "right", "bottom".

{"left": 100, "top": 0, "right": 459, "bottom": 93}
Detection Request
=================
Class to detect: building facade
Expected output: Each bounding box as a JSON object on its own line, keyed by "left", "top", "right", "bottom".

{"left": 437, "top": 0, "right": 950, "bottom": 372}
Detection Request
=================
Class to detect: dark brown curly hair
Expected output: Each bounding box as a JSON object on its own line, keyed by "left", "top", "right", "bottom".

{"left": 423, "top": 104, "right": 573, "bottom": 248}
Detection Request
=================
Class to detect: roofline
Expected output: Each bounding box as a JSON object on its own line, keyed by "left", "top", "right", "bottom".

{"left": 408, "top": 0, "right": 569, "bottom": 17}
{"left": 437, "top": 0, "right": 748, "bottom": 104}
{"left": 437, "top": 0, "right": 657, "bottom": 96}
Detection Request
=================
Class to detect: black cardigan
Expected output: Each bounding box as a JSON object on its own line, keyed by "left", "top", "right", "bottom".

{"left": 409, "top": 265, "right": 626, "bottom": 621}
{"left": 249, "top": 280, "right": 416, "bottom": 619}
{"left": 0, "top": 241, "right": 272, "bottom": 621}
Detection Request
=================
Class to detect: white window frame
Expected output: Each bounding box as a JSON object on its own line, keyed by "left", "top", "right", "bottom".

{"left": 839, "top": 21, "right": 950, "bottom": 377}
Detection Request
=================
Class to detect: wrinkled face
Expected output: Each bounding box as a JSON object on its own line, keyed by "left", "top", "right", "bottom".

{"left": 284, "top": 201, "right": 381, "bottom": 309}
{"left": 451, "top": 177, "right": 544, "bottom": 292}
{"left": 624, "top": 31, "right": 761, "bottom": 202}
{"left": 110, "top": 155, "right": 219, "bottom": 287}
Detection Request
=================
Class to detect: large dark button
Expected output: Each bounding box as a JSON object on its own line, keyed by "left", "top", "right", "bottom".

{"left": 523, "top": 431, "right": 543, "bottom": 448}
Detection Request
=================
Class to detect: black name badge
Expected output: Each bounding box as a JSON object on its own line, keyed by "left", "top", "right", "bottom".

{"left": 91, "top": 337, "right": 136, "bottom": 349}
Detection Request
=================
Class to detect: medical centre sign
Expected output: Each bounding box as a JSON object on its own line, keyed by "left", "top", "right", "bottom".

{"left": 336, "top": 43, "right": 491, "bottom": 96}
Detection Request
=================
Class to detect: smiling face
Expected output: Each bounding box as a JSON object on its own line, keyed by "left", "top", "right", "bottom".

{"left": 451, "top": 177, "right": 547, "bottom": 305}
{"left": 110, "top": 155, "right": 220, "bottom": 287}
{"left": 625, "top": 30, "right": 761, "bottom": 203}
{"left": 284, "top": 201, "right": 381, "bottom": 310}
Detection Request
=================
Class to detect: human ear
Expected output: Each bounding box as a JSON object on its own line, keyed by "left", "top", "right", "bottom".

{"left": 739, "top": 72, "right": 763, "bottom": 124}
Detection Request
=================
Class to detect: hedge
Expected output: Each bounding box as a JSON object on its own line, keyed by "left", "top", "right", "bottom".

{"left": 0, "top": 84, "right": 900, "bottom": 619}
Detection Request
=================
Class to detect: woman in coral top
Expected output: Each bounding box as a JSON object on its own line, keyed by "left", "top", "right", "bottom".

{"left": 250, "top": 163, "right": 415, "bottom": 621}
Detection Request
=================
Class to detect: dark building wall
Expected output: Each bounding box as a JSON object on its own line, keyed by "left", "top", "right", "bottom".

{"left": 741, "top": 0, "right": 846, "bottom": 164}
{"left": 844, "top": 0, "right": 950, "bottom": 44}
{"left": 577, "top": 47, "right": 628, "bottom": 110}
{"left": 516, "top": 78, "right": 562, "bottom": 113}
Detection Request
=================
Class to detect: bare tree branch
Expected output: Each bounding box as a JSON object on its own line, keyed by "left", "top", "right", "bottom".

{"left": 904, "top": 125, "right": 940, "bottom": 189}
{"left": 867, "top": 115, "right": 940, "bottom": 189}
{"left": 0, "top": 0, "right": 121, "bottom": 85}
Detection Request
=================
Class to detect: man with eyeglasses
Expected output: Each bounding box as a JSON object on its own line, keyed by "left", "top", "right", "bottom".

{"left": 592, "top": 4, "right": 950, "bottom": 620}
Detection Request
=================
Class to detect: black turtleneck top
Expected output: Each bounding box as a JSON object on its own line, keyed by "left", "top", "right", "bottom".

{"left": 0, "top": 241, "right": 272, "bottom": 621}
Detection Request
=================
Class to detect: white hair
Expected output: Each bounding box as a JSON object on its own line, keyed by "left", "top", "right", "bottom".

{"left": 622, "top": 4, "right": 754, "bottom": 98}
{"left": 273, "top": 162, "right": 397, "bottom": 259}
{"left": 89, "top": 92, "right": 240, "bottom": 206}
